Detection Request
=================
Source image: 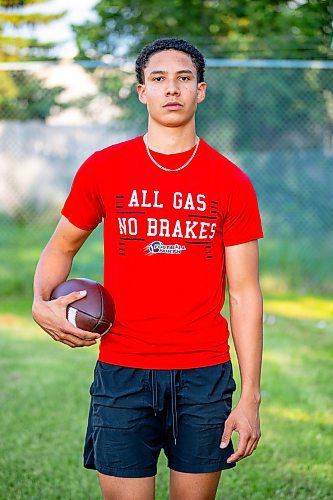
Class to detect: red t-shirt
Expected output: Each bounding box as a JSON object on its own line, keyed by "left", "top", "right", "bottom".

{"left": 61, "top": 135, "right": 264, "bottom": 369}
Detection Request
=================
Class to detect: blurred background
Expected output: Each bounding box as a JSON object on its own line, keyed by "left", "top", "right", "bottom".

{"left": 0, "top": 1, "right": 332, "bottom": 499}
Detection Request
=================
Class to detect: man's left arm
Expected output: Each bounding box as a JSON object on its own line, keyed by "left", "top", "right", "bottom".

{"left": 220, "top": 239, "right": 263, "bottom": 463}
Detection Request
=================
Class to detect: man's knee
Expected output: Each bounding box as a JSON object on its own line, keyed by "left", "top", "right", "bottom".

{"left": 98, "top": 472, "right": 155, "bottom": 500}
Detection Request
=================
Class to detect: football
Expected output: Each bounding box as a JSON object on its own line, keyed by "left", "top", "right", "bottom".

{"left": 50, "top": 278, "right": 115, "bottom": 336}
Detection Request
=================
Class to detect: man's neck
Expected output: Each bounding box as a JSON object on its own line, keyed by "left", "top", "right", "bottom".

{"left": 146, "top": 121, "right": 197, "bottom": 154}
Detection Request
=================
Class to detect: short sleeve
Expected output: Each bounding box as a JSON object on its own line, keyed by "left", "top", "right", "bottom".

{"left": 61, "top": 152, "right": 105, "bottom": 231}
{"left": 223, "top": 167, "right": 264, "bottom": 247}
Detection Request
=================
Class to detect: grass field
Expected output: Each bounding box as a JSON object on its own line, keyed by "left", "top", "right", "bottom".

{"left": 1, "top": 222, "right": 333, "bottom": 498}
{"left": 1, "top": 302, "right": 332, "bottom": 499}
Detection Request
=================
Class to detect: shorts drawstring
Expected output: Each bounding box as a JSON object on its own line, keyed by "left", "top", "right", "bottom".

{"left": 151, "top": 369, "right": 179, "bottom": 446}
{"left": 170, "top": 370, "right": 178, "bottom": 446}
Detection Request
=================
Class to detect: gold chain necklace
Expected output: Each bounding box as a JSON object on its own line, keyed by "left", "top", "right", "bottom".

{"left": 143, "top": 133, "right": 200, "bottom": 172}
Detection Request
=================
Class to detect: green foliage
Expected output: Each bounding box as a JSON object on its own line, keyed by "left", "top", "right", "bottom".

{"left": 0, "top": 0, "right": 68, "bottom": 118}
{"left": 0, "top": 70, "right": 66, "bottom": 119}
{"left": 0, "top": 0, "right": 49, "bottom": 6}
{"left": 0, "top": 0, "right": 66, "bottom": 61}
{"left": 0, "top": 11, "right": 65, "bottom": 27}
{"left": 72, "top": 0, "right": 332, "bottom": 60}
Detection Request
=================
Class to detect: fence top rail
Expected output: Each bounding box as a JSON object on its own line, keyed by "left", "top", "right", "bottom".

{"left": 0, "top": 58, "right": 333, "bottom": 71}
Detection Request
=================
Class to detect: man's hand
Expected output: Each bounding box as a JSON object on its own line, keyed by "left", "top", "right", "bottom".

{"left": 220, "top": 398, "right": 261, "bottom": 463}
{"left": 32, "top": 291, "right": 101, "bottom": 348}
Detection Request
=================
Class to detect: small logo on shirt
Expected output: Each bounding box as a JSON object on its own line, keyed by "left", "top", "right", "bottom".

{"left": 144, "top": 241, "right": 186, "bottom": 255}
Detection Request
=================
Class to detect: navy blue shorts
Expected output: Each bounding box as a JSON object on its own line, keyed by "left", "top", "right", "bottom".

{"left": 83, "top": 360, "right": 237, "bottom": 478}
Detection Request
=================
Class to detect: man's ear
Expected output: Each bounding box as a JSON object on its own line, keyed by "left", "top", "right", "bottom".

{"left": 197, "top": 82, "right": 207, "bottom": 104}
{"left": 137, "top": 83, "right": 147, "bottom": 104}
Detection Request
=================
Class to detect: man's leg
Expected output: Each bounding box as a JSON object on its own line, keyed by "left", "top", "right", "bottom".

{"left": 169, "top": 470, "right": 222, "bottom": 500}
{"left": 98, "top": 472, "right": 156, "bottom": 500}
{"left": 164, "top": 363, "right": 237, "bottom": 500}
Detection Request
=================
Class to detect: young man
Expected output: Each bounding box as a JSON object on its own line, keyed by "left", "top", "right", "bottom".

{"left": 32, "top": 38, "right": 264, "bottom": 500}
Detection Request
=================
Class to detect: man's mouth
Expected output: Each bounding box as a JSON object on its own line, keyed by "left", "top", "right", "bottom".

{"left": 163, "top": 102, "right": 183, "bottom": 110}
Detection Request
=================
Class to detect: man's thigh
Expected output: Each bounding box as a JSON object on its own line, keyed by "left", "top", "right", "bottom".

{"left": 169, "top": 469, "right": 222, "bottom": 500}
{"left": 98, "top": 472, "right": 155, "bottom": 500}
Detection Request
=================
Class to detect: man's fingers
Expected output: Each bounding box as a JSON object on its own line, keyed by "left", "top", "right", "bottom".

{"left": 35, "top": 297, "right": 99, "bottom": 348}
{"left": 62, "top": 321, "right": 101, "bottom": 340}
{"left": 246, "top": 432, "right": 261, "bottom": 456}
{"left": 220, "top": 418, "right": 234, "bottom": 449}
{"left": 55, "top": 330, "right": 97, "bottom": 347}
{"left": 57, "top": 290, "right": 87, "bottom": 306}
{"left": 226, "top": 432, "right": 249, "bottom": 463}
{"left": 243, "top": 433, "right": 259, "bottom": 457}
{"left": 65, "top": 335, "right": 97, "bottom": 347}
{"left": 46, "top": 329, "right": 77, "bottom": 348}
{"left": 57, "top": 338, "right": 77, "bottom": 348}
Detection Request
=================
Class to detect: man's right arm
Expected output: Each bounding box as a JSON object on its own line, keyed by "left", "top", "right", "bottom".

{"left": 32, "top": 216, "right": 101, "bottom": 348}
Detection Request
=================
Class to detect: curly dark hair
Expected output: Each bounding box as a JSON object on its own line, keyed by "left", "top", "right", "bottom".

{"left": 135, "top": 38, "right": 205, "bottom": 84}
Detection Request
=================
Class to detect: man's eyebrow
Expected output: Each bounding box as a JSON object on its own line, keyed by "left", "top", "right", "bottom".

{"left": 148, "top": 69, "right": 194, "bottom": 76}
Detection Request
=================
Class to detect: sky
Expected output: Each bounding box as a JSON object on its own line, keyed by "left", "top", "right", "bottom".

{"left": 3, "top": 0, "right": 98, "bottom": 58}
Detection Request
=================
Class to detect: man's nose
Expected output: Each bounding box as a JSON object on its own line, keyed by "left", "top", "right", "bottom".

{"left": 165, "top": 79, "right": 180, "bottom": 95}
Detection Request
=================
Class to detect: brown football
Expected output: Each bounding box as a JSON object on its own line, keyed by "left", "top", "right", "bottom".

{"left": 50, "top": 278, "right": 115, "bottom": 336}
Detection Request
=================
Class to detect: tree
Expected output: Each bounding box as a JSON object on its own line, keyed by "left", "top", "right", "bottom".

{"left": 72, "top": 0, "right": 332, "bottom": 61}
{"left": 0, "top": 70, "right": 68, "bottom": 119}
{"left": 0, "top": 0, "right": 66, "bottom": 61}
{"left": 0, "top": 0, "right": 67, "bottom": 120}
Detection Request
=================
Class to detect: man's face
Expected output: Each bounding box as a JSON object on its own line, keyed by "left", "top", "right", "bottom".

{"left": 137, "top": 49, "right": 206, "bottom": 128}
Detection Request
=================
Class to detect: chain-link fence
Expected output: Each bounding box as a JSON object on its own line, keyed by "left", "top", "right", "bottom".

{"left": 1, "top": 59, "right": 332, "bottom": 294}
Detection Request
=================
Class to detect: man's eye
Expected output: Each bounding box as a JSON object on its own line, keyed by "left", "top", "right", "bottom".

{"left": 152, "top": 76, "right": 190, "bottom": 81}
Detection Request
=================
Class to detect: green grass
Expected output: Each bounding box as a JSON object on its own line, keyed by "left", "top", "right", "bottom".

{"left": 0, "top": 303, "right": 332, "bottom": 499}
{"left": 258, "top": 234, "right": 333, "bottom": 295}
{"left": 0, "top": 222, "right": 104, "bottom": 300}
